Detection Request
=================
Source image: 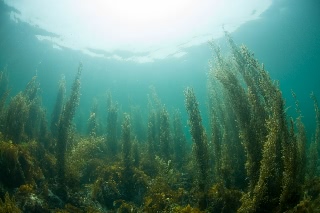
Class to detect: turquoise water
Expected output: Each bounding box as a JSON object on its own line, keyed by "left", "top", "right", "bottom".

{"left": 0, "top": 1, "right": 319, "bottom": 137}
{"left": 0, "top": 0, "right": 320, "bottom": 211}
{"left": 1, "top": 1, "right": 319, "bottom": 133}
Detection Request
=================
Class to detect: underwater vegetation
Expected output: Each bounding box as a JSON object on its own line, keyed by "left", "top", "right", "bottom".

{"left": 0, "top": 35, "right": 320, "bottom": 212}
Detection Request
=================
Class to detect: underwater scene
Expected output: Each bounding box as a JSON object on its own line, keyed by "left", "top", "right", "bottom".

{"left": 0, "top": 0, "right": 320, "bottom": 212}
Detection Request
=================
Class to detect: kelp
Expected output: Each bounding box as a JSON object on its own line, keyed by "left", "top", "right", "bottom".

{"left": 185, "top": 87, "right": 210, "bottom": 210}
{"left": 56, "top": 64, "right": 82, "bottom": 201}
{"left": 0, "top": 35, "right": 319, "bottom": 212}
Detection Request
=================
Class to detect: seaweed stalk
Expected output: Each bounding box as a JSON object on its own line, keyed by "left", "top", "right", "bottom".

{"left": 56, "top": 64, "right": 82, "bottom": 201}
{"left": 106, "top": 92, "right": 118, "bottom": 156}
{"left": 159, "top": 107, "right": 171, "bottom": 162}
{"left": 308, "top": 93, "right": 320, "bottom": 180}
{"left": 172, "top": 110, "right": 187, "bottom": 169}
{"left": 184, "top": 87, "right": 209, "bottom": 210}
{"left": 51, "top": 76, "right": 66, "bottom": 138}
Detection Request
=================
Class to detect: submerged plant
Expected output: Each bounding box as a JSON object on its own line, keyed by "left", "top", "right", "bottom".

{"left": 122, "top": 113, "right": 132, "bottom": 170}
{"left": 147, "top": 111, "right": 156, "bottom": 158}
{"left": 0, "top": 67, "right": 9, "bottom": 97}
{"left": 159, "top": 107, "right": 171, "bottom": 162}
{"left": 308, "top": 93, "right": 320, "bottom": 180}
{"left": 172, "top": 110, "right": 187, "bottom": 169}
{"left": 185, "top": 87, "right": 209, "bottom": 210}
{"left": 87, "top": 100, "right": 99, "bottom": 137}
{"left": 292, "top": 91, "right": 307, "bottom": 185}
{"left": 56, "top": 64, "right": 82, "bottom": 201}
{"left": 0, "top": 192, "right": 21, "bottom": 213}
{"left": 208, "top": 34, "right": 308, "bottom": 212}
{"left": 142, "top": 110, "right": 158, "bottom": 176}
{"left": 131, "top": 105, "right": 146, "bottom": 142}
{"left": 106, "top": 92, "right": 118, "bottom": 156}
{"left": 0, "top": 68, "right": 9, "bottom": 131}
{"left": 3, "top": 75, "right": 47, "bottom": 144}
{"left": 51, "top": 76, "right": 66, "bottom": 138}
{"left": 0, "top": 34, "right": 318, "bottom": 212}
{"left": 311, "top": 93, "right": 320, "bottom": 154}
{"left": 4, "top": 93, "right": 29, "bottom": 144}
{"left": 121, "top": 113, "right": 148, "bottom": 203}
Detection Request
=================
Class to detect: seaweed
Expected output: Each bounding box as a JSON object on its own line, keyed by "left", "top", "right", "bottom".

{"left": 121, "top": 113, "right": 132, "bottom": 170}
{"left": 106, "top": 92, "right": 119, "bottom": 156}
{"left": 22, "top": 76, "right": 43, "bottom": 141}
{"left": 3, "top": 93, "right": 29, "bottom": 144}
{"left": 0, "top": 68, "right": 9, "bottom": 132}
{"left": 141, "top": 110, "right": 158, "bottom": 177}
{"left": 0, "top": 192, "right": 21, "bottom": 213}
{"left": 87, "top": 100, "right": 99, "bottom": 137}
{"left": 0, "top": 36, "right": 318, "bottom": 212}
{"left": 308, "top": 93, "right": 320, "bottom": 180}
{"left": 51, "top": 76, "right": 66, "bottom": 139}
{"left": 209, "top": 34, "right": 311, "bottom": 212}
{"left": 159, "top": 107, "right": 171, "bottom": 162}
{"left": 184, "top": 87, "right": 209, "bottom": 210}
{"left": 132, "top": 138, "right": 140, "bottom": 168}
{"left": 292, "top": 91, "right": 307, "bottom": 185}
{"left": 172, "top": 110, "right": 188, "bottom": 169}
{"left": 56, "top": 64, "right": 82, "bottom": 201}
{"left": 130, "top": 105, "right": 147, "bottom": 142}
{"left": 0, "top": 140, "right": 44, "bottom": 189}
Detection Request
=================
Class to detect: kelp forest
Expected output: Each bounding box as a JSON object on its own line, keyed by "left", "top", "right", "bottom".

{"left": 0, "top": 35, "right": 320, "bottom": 212}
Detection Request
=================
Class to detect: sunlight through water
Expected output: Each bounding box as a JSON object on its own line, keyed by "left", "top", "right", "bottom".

{"left": 4, "top": 0, "right": 272, "bottom": 62}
